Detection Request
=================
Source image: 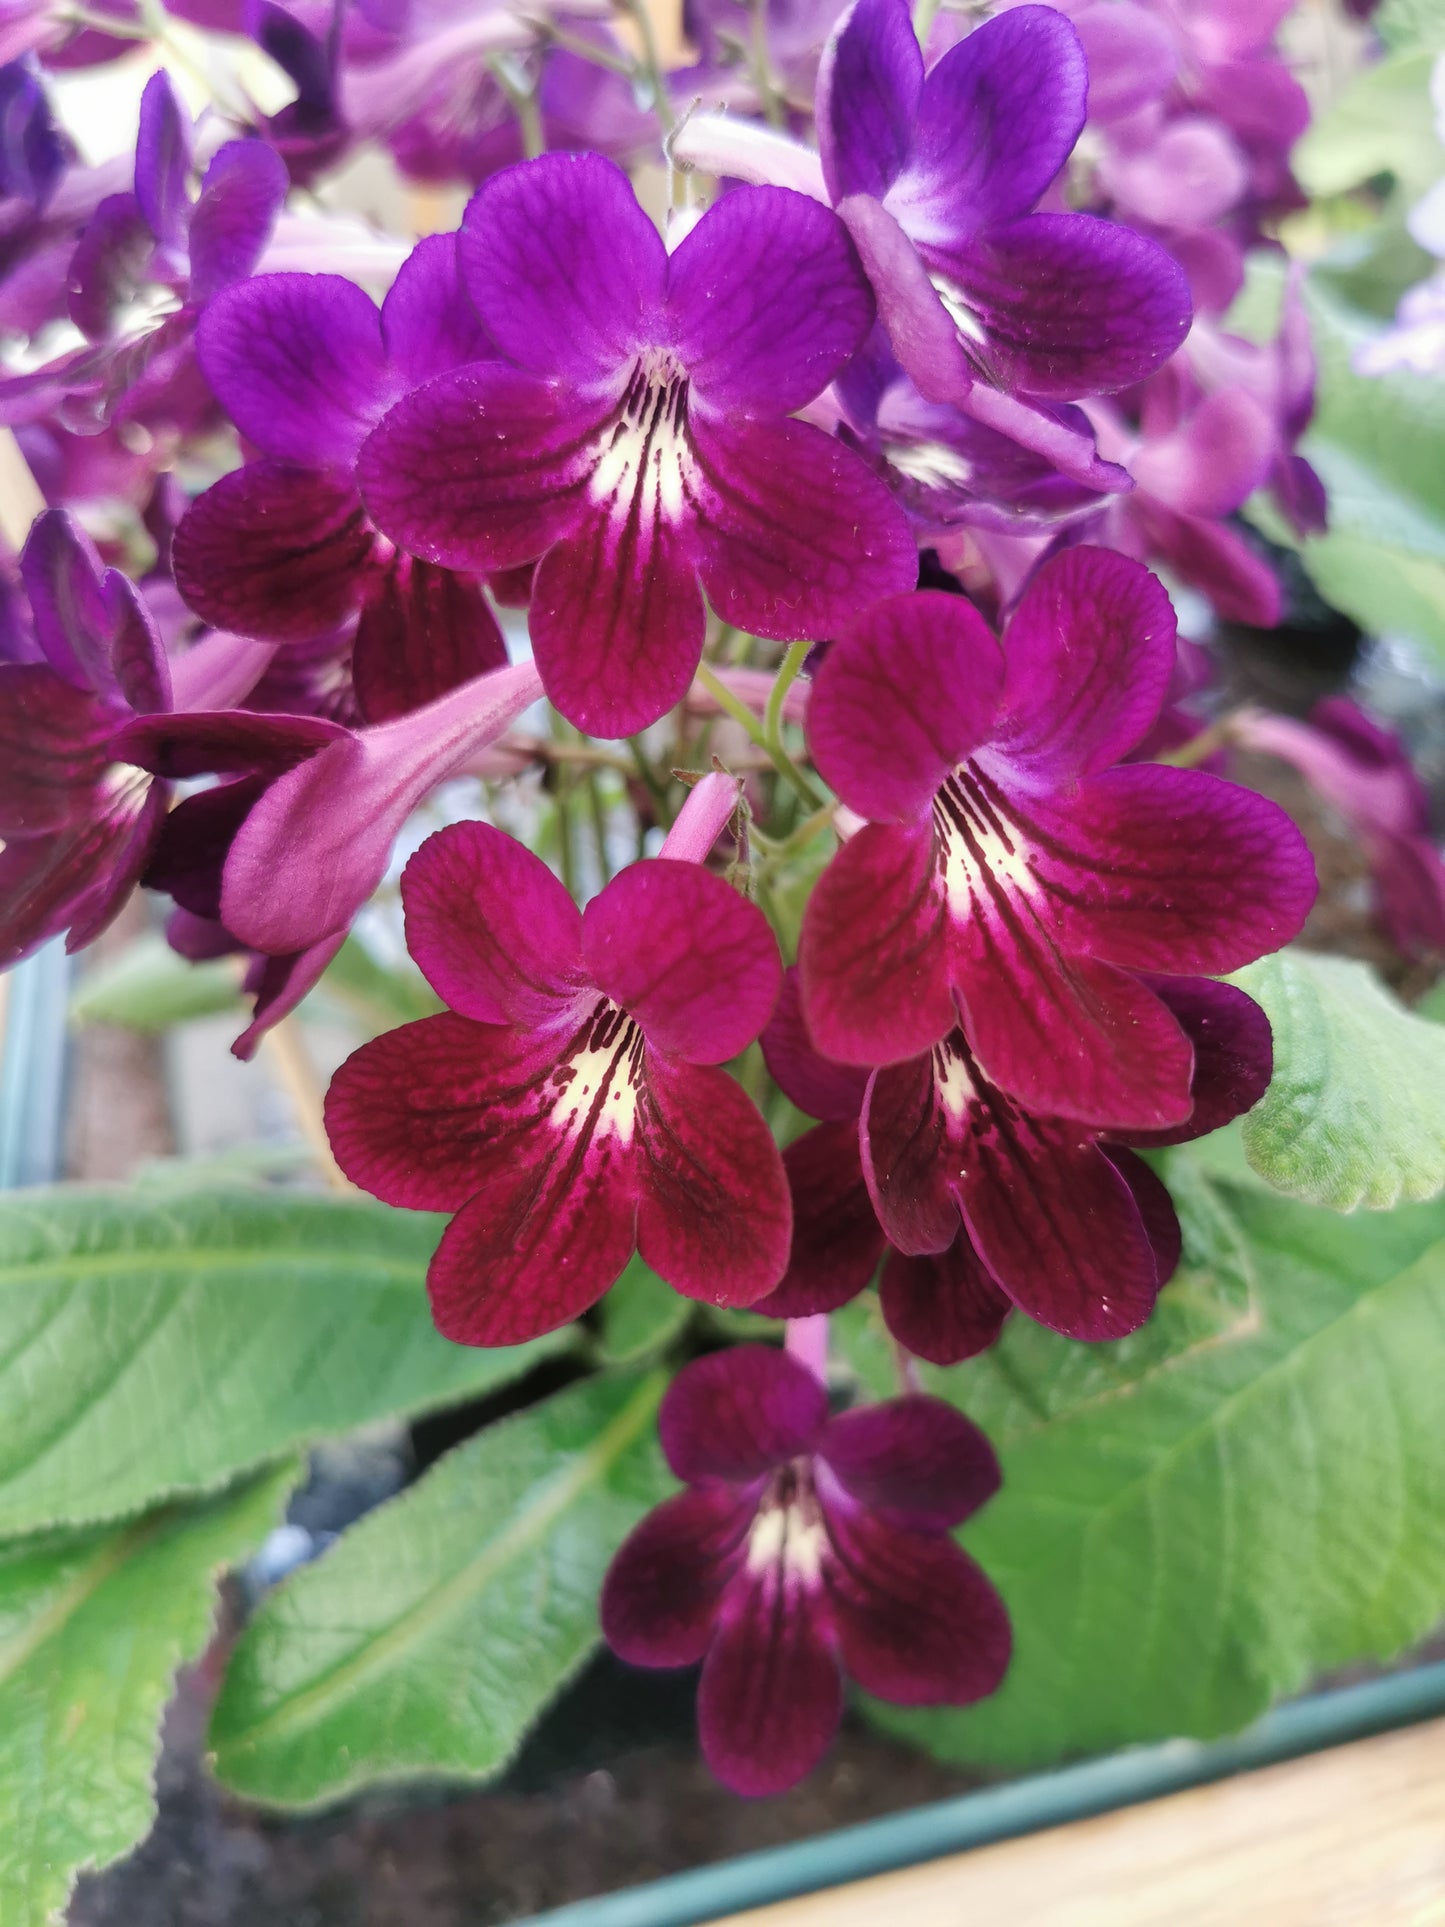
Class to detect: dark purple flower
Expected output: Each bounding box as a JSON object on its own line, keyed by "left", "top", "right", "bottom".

{"left": 0, "top": 58, "right": 66, "bottom": 209}
{"left": 756, "top": 966, "right": 1269, "bottom": 1354}
{"left": 173, "top": 234, "right": 508, "bottom": 725}
{"left": 0, "top": 508, "right": 338, "bottom": 966}
{"left": 358, "top": 150, "right": 916, "bottom": 737}
{"left": 814, "top": 0, "right": 1191, "bottom": 477}
{"left": 601, "top": 1344, "right": 1010, "bottom": 1795}
{"left": 324, "top": 807, "right": 792, "bottom": 1343}
{"left": 797, "top": 548, "right": 1315, "bottom": 1127}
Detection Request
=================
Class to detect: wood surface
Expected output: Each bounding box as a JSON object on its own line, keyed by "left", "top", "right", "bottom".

{"left": 720, "top": 1717, "right": 1445, "bottom": 1927}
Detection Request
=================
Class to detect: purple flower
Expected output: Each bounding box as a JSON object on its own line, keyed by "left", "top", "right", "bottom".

{"left": 755, "top": 966, "right": 1270, "bottom": 1354}
{"left": 1236, "top": 701, "right": 1445, "bottom": 964}
{"left": 0, "top": 508, "right": 337, "bottom": 966}
{"left": 814, "top": 0, "right": 1191, "bottom": 477}
{"left": 601, "top": 1344, "right": 1010, "bottom": 1796}
{"left": 358, "top": 150, "right": 916, "bottom": 737}
{"left": 172, "top": 235, "right": 508, "bottom": 725}
{"left": 797, "top": 548, "right": 1315, "bottom": 1127}
{"left": 0, "top": 58, "right": 66, "bottom": 209}
{"left": 324, "top": 812, "right": 792, "bottom": 1344}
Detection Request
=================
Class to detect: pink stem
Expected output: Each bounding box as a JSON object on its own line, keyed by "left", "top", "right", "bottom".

{"left": 784, "top": 1314, "right": 829, "bottom": 1383}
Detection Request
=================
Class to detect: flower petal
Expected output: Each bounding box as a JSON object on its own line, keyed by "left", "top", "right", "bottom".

{"left": 818, "top": 1395, "right": 1000, "bottom": 1527}
{"left": 172, "top": 462, "right": 376, "bottom": 641}
{"left": 529, "top": 507, "right": 705, "bottom": 738}
{"left": 1043, "top": 762, "right": 1317, "bottom": 977}
{"left": 890, "top": 6, "right": 1086, "bottom": 243}
{"left": 760, "top": 967, "right": 869, "bottom": 1122}
{"left": 21, "top": 510, "right": 119, "bottom": 700}
{"left": 691, "top": 415, "right": 918, "bottom": 645}
{"left": 817, "top": 0, "right": 922, "bottom": 204}
{"left": 995, "top": 547, "right": 1176, "bottom": 780}
{"left": 667, "top": 186, "right": 874, "bottom": 415}
{"left": 352, "top": 556, "right": 507, "bottom": 725}
{"left": 879, "top": 1238, "right": 1012, "bottom": 1365}
{"left": 583, "top": 860, "right": 780, "bottom": 1065}
{"left": 400, "top": 819, "right": 586, "bottom": 1028}
{"left": 135, "top": 71, "right": 192, "bottom": 254}
{"left": 379, "top": 231, "right": 495, "bottom": 390}
{"left": 358, "top": 363, "right": 603, "bottom": 573}
{"left": 459, "top": 151, "right": 665, "bottom": 385}
{"left": 197, "top": 273, "right": 393, "bottom": 468}
{"left": 187, "top": 140, "right": 288, "bottom": 303}
{"left": 838, "top": 194, "right": 979, "bottom": 406}
{"left": 0, "top": 666, "right": 113, "bottom": 833}
{"left": 699, "top": 1564, "right": 842, "bottom": 1795}
{"left": 659, "top": 1343, "right": 829, "bottom": 1485}
{"left": 601, "top": 1487, "right": 753, "bottom": 1667}
{"left": 799, "top": 820, "right": 953, "bottom": 1066}
{"left": 808, "top": 589, "right": 1003, "bottom": 823}
{"left": 753, "top": 1121, "right": 883, "bottom": 1318}
{"left": 933, "top": 213, "right": 1191, "bottom": 399}
{"left": 635, "top": 1056, "right": 792, "bottom": 1306}
{"left": 1107, "top": 1145, "right": 1182, "bottom": 1286}
{"left": 0, "top": 771, "right": 163, "bottom": 967}
{"left": 821, "top": 1498, "right": 1010, "bottom": 1705}
{"left": 1120, "top": 974, "right": 1274, "bottom": 1149}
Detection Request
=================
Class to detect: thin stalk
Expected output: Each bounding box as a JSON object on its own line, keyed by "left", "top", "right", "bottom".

{"left": 487, "top": 56, "right": 545, "bottom": 157}
{"left": 619, "top": 0, "right": 676, "bottom": 130}
{"left": 527, "top": 16, "right": 637, "bottom": 75}
{"left": 627, "top": 733, "right": 676, "bottom": 829}
{"left": 585, "top": 768, "right": 614, "bottom": 885}
{"left": 763, "top": 638, "right": 810, "bottom": 761}
{"left": 262, "top": 1020, "right": 351, "bottom": 1194}
{"left": 1159, "top": 712, "right": 1242, "bottom": 770}
{"left": 695, "top": 662, "right": 825, "bottom": 810}
{"left": 745, "top": 0, "right": 786, "bottom": 128}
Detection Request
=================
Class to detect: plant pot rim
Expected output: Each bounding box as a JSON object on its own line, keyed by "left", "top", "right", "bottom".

{"left": 522, "top": 1658, "right": 1445, "bottom": 1927}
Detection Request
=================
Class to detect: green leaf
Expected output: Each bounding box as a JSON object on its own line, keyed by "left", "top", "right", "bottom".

{"left": 311, "top": 936, "right": 441, "bottom": 1033}
{"left": 0, "top": 1462, "right": 294, "bottom": 1927}
{"left": 1293, "top": 49, "right": 1444, "bottom": 203}
{"left": 597, "top": 1254, "right": 691, "bottom": 1363}
{"left": 1227, "top": 951, "right": 1445, "bottom": 1210}
{"left": 69, "top": 933, "right": 242, "bottom": 1031}
{"left": 859, "top": 1183, "right": 1445, "bottom": 1770}
{"left": 0, "top": 1187, "right": 566, "bottom": 1538}
{"left": 210, "top": 1371, "right": 671, "bottom": 1808}
{"left": 1376, "top": 0, "right": 1445, "bottom": 54}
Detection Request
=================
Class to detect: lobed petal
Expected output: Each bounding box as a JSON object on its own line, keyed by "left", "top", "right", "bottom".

{"left": 1118, "top": 974, "right": 1273, "bottom": 1148}
{"left": 583, "top": 860, "right": 780, "bottom": 1066}
{"left": 352, "top": 556, "right": 508, "bottom": 725}
{"left": 188, "top": 140, "right": 288, "bottom": 303}
{"left": 379, "top": 231, "right": 495, "bottom": 390}
{"left": 837, "top": 194, "right": 978, "bottom": 405}
{"left": 890, "top": 6, "right": 1086, "bottom": 245}
{"left": 879, "top": 1238, "right": 1012, "bottom": 1365}
{"left": 691, "top": 415, "right": 918, "bottom": 647}
{"left": 995, "top": 546, "right": 1176, "bottom": 781}
{"left": 635, "top": 1057, "right": 792, "bottom": 1307}
{"left": 808, "top": 589, "right": 1003, "bottom": 824}
{"left": 760, "top": 968, "right": 869, "bottom": 1123}
{"left": 400, "top": 820, "right": 586, "bottom": 1027}
{"left": 818, "top": 1395, "right": 1000, "bottom": 1527}
{"left": 821, "top": 1500, "right": 1011, "bottom": 1706}
{"left": 1108, "top": 1146, "right": 1182, "bottom": 1286}
{"left": 134, "top": 70, "right": 192, "bottom": 254}
{"left": 816, "top": 0, "right": 923, "bottom": 205}
{"left": 0, "top": 666, "right": 115, "bottom": 833}
{"left": 172, "top": 462, "right": 375, "bottom": 642}
{"left": 358, "top": 363, "right": 604, "bottom": 573}
{"left": 197, "top": 274, "right": 393, "bottom": 469}
{"left": 752, "top": 1121, "right": 883, "bottom": 1319}
{"left": 460, "top": 152, "right": 665, "bottom": 386}
{"left": 660, "top": 1343, "right": 830, "bottom": 1486}
{"left": 799, "top": 820, "right": 953, "bottom": 1067}
{"left": 699, "top": 1565, "right": 842, "bottom": 1796}
{"left": 668, "top": 186, "right": 874, "bottom": 416}
{"left": 601, "top": 1487, "right": 753, "bottom": 1667}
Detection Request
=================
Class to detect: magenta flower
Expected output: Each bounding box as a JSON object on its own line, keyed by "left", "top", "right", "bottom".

{"left": 358, "top": 150, "right": 916, "bottom": 737}
{"left": 798, "top": 548, "right": 1315, "bottom": 1128}
{"left": 324, "top": 820, "right": 792, "bottom": 1344}
{"left": 0, "top": 509, "right": 338, "bottom": 966}
{"left": 815, "top": 0, "right": 1191, "bottom": 478}
{"left": 173, "top": 235, "right": 508, "bottom": 726}
{"left": 601, "top": 1344, "right": 1010, "bottom": 1796}
{"left": 756, "top": 967, "right": 1270, "bottom": 1356}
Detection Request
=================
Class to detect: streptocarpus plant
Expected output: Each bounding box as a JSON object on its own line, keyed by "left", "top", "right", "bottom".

{"left": 2, "top": 3, "right": 1445, "bottom": 1906}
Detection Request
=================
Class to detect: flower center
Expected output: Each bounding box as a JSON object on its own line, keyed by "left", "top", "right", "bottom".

{"left": 931, "top": 761, "right": 1043, "bottom": 919}
{"left": 747, "top": 1460, "right": 827, "bottom": 1586}
{"left": 99, "top": 762, "right": 155, "bottom": 820}
{"left": 547, "top": 996, "right": 645, "bottom": 1146}
{"left": 587, "top": 348, "right": 695, "bottom": 533}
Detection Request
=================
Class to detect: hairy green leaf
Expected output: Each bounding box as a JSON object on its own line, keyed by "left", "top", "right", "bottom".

{"left": 0, "top": 1464, "right": 293, "bottom": 1927}
{"left": 1228, "top": 951, "right": 1445, "bottom": 1209}
{"left": 210, "top": 1371, "right": 671, "bottom": 1808}
{"left": 69, "top": 933, "right": 243, "bottom": 1031}
{"left": 856, "top": 1183, "right": 1445, "bottom": 1769}
{"left": 0, "top": 1187, "right": 564, "bottom": 1537}
{"left": 597, "top": 1255, "right": 691, "bottom": 1363}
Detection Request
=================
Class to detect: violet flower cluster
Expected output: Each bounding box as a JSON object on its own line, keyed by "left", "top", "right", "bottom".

{"left": 2, "top": 0, "right": 1434, "bottom": 1797}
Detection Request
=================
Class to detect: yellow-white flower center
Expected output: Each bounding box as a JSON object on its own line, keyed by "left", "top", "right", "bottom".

{"left": 587, "top": 349, "right": 696, "bottom": 534}
{"left": 932, "top": 763, "right": 1044, "bottom": 922}
{"left": 549, "top": 999, "right": 644, "bottom": 1146}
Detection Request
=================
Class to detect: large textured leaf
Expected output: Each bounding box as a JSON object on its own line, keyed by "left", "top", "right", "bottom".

{"left": 210, "top": 1370, "right": 670, "bottom": 1807}
{"left": 853, "top": 1181, "right": 1445, "bottom": 1770}
{"left": 70, "top": 932, "right": 243, "bottom": 1030}
{"left": 1293, "top": 49, "right": 1444, "bottom": 203}
{"left": 0, "top": 1463, "right": 293, "bottom": 1927}
{"left": 1228, "top": 951, "right": 1445, "bottom": 1210}
{"left": 0, "top": 1187, "right": 564, "bottom": 1537}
